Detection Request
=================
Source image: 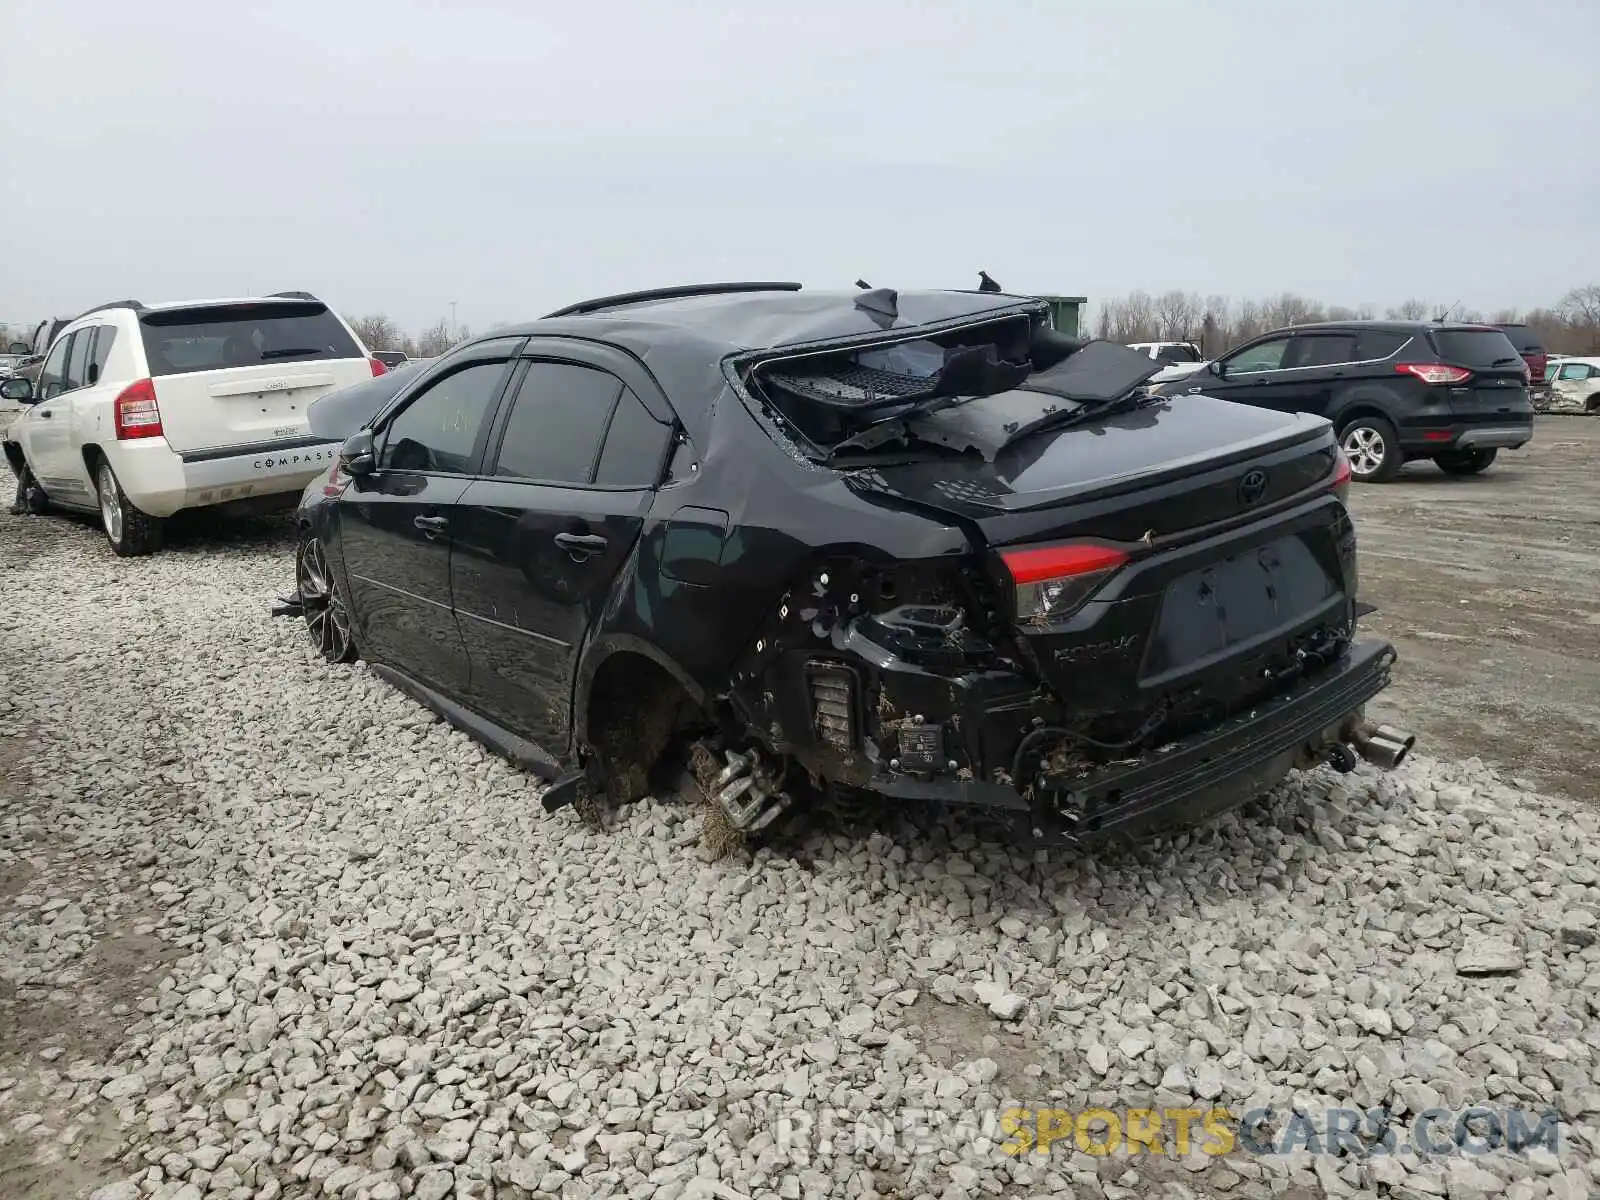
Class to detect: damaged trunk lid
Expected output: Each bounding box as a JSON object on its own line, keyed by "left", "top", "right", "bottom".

{"left": 852, "top": 390, "right": 1336, "bottom": 545}
{"left": 850, "top": 392, "right": 1352, "bottom": 724}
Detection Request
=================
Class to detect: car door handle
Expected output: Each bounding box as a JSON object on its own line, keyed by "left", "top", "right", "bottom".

{"left": 554, "top": 531, "right": 608, "bottom": 560}
{"left": 37, "top": 409, "right": 53, "bottom": 418}
{"left": 413, "top": 514, "right": 449, "bottom": 534}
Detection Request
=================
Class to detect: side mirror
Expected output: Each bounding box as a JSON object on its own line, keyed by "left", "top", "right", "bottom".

{"left": 0, "top": 377, "right": 34, "bottom": 403}
{"left": 7, "top": 342, "right": 30, "bottom": 356}
{"left": 339, "top": 429, "right": 377, "bottom": 477}
{"left": 1208, "top": 360, "right": 1226, "bottom": 380}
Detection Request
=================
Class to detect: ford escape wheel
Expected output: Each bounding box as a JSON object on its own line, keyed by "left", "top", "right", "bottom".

{"left": 296, "top": 532, "right": 357, "bottom": 663}
{"left": 95, "top": 461, "right": 163, "bottom": 556}
{"left": 1338, "top": 416, "right": 1403, "bottom": 483}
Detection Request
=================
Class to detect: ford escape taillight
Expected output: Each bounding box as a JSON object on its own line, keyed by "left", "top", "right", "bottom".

{"left": 1396, "top": 363, "right": 1472, "bottom": 385}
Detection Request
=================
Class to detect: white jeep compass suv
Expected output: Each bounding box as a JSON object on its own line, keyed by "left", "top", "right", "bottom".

{"left": 1, "top": 293, "right": 384, "bottom": 555}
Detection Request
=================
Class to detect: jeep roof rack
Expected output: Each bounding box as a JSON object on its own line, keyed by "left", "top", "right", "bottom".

{"left": 76, "top": 299, "right": 146, "bottom": 318}
{"left": 543, "top": 281, "right": 802, "bottom": 319}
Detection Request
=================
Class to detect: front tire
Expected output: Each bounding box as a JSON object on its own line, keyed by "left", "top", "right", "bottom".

{"left": 1339, "top": 416, "right": 1404, "bottom": 483}
{"left": 94, "top": 460, "right": 163, "bottom": 556}
{"left": 9, "top": 460, "right": 48, "bottom": 515}
{"left": 295, "top": 530, "right": 357, "bottom": 663}
{"left": 1435, "top": 447, "right": 1497, "bottom": 475}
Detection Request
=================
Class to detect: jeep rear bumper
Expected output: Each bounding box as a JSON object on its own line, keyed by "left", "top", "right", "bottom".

{"left": 868, "top": 639, "right": 1398, "bottom": 843}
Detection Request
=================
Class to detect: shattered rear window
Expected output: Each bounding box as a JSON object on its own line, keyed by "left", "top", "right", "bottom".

{"left": 750, "top": 316, "right": 1036, "bottom": 452}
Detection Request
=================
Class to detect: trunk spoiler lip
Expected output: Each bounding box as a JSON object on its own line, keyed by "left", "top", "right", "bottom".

{"left": 845, "top": 414, "right": 1334, "bottom": 516}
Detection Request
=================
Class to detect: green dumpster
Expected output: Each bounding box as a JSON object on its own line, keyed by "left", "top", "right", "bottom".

{"left": 1037, "top": 295, "right": 1088, "bottom": 337}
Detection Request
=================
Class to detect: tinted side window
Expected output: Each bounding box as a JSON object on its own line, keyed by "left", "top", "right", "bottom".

{"left": 1356, "top": 331, "right": 1410, "bottom": 360}
{"left": 89, "top": 327, "right": 117, "bottom": 385}
{"left": 38, "top": 334, "right": 74, "bottom": 399}
{"left": 595, "top": 388, "right": 673, "bottom": 487}
{"left": 379, "top": 361, "right": 509, "bottom": 473}
{"left": 1226, "top": 337, "right": 1291, "bottom": 374}
{"left": 1290, "top": 334, "right": 1357, "bottom": 368}
{"left": 494, "top": 362, "right": 622, "bottom": 484}
{"left": 64, "top": 330, "right": 93, "bottom": 391}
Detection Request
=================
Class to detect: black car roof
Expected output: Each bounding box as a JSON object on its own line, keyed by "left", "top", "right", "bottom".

{"left": 471, "top": 287, "right": 1048, "bottom": 444}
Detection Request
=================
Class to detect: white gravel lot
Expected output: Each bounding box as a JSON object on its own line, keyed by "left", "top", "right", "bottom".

{"left": 0, "top": 509, "right": 1597, "bottom": 1200}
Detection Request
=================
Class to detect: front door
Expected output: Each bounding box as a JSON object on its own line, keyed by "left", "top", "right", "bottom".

{"left": 1206, "top": 333, "right": 1301, "bottom": 413}
{"left": 337, "top": 348, "right": 519, "bottom": 697}
{"left": 451, "top": 356, "right": 674, "bottom": 754}
{"left": 19, "top": 331, "right": 89, "bottom": 503}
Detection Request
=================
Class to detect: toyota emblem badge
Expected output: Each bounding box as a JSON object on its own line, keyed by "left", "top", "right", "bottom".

{"left": 1238, "top": 468, "right": 1269, "bottom": 506}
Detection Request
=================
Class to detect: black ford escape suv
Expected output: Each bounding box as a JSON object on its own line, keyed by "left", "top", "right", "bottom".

{"left": 284, "top": 283, "right": 1411, "bottom": 849}
{"left": 1154, "top": 321, "right": 1534, "bottom": 482}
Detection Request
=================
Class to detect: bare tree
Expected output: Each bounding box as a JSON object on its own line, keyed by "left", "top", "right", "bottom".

{"left": 413, "top": 319, "right": 454, "bottom": 358}
{"left": 1233, "top": 299, "right": 1265, "bottom": 345}
{"left": 1119, "top": 291, "right": 1156, "bottom": 342}
{"left": 1558, "top": 284, "right": 1600, "bottom": 327}
{"left": 347, "top": 313, "right": 400, "bottom": 351}
{"left": 1260, "top": 293, "right": 1325, "bottom": 329}
{"left": 1154, "top": 291, "right": 1201, "bottom": 341}
{"left": 1385, "top": 299, "right": 1431, "bottom": 321}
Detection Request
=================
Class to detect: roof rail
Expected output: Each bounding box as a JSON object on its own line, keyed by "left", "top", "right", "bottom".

{"left": 543, "top": 281, "right": 802, "bottom": 319}
{"left": 268, "top": 290, "right": 320, "bottom": 301}
{"left": 76, "top": 299, "right": 146, "bottom": 318}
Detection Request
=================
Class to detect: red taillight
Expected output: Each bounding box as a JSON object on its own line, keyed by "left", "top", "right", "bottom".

{"left": 1001, "top": 542, "right": 1129, "bottom": 623}
{"left": 1525, "top": 353, "right": 1545, "bottom": 382}
{"left": 369, "top": 357, "right": 388, "bottom": 377}
{"left": 114, "top": 379, "right": 163, "bottom": 440}
{"left": 1422, "top": 431, "right": 1454, "bottom": 443}
{"left": 1332, "top": 445, "right": 1352, "bottom": 494}
{"left": 1396, "top": 363, "right": 1472, "bottom": 385}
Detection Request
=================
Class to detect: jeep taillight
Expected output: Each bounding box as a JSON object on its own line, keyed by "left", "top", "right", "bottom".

{"left": 114, "top": 379, "right": 163, "bottom": 440}
{"left": 369, "top": 357, "right": 388, "bottom": 377}
{"left": 1000, "top": 543, "right": 1128, "bottom": 623}
{"left": 1396, "top": 363, "right": 1472, "bottom": 385}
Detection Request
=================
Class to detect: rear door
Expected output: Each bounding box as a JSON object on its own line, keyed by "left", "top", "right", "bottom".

{"left": 60, "top": 325, "right": 122, "bottom": 495}
{"left": 138, "top": 300, "right": 373, "bottom": 455}
{"left": 1426, "top": 327, "right": 1532, "bottom": 424}
{"left": 1274, "top": 330, "right": 1360, "bottom": 417}
{"left": 337, "top": 340, "right": 522, "bottom": 696}
{"left": 451, "top": 346, "right": 675, "bottom": 753}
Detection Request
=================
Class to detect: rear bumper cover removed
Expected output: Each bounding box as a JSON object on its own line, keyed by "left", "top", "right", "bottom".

{"left": 871, "top": 639, "right": 1398, "bottom": 843}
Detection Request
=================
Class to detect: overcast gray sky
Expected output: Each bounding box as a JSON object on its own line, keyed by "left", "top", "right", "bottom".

{"left": 4, "top": 0, "right": 1596, "bottom": 334}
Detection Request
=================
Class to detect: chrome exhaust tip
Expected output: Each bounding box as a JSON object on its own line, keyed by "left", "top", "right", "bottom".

{"left": 1348, "top": 720, "right": 1415, "bottom": 770}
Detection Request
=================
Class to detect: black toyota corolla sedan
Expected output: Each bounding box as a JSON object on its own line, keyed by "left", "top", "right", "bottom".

{"left": 284, "top": 282, "right": 1411, "bottom": 847}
